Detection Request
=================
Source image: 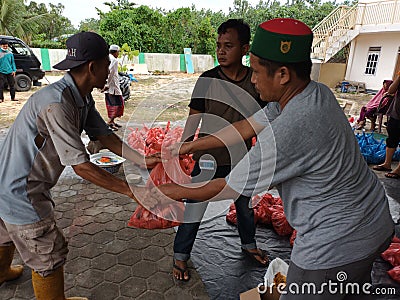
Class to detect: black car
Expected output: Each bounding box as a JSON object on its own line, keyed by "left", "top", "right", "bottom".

{"left": 0, "top": 35, "right": 45, "bottom": 91}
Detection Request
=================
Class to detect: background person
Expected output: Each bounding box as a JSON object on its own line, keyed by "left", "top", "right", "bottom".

{"left": 356, "top": 79, "right": 393, "bottom": 130}
{"left": 172, "top": 19, "right": 270, "bottom": 282}
{"left": 104, "top": 44, "right": 124, "bottom": 131}
{"left": 0, "top": 32, "right": 159, "bottom": 300}
{"left": 0, "top": 39, "right": 16, "bottom": 103}
{"left": 373, "top": 72, "right": 400, "bottom": 178}
{"left": 151, "top": 18, "right": 394, "bottom": 299}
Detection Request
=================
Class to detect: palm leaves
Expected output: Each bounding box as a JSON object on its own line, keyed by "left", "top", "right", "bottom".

{"left": 0, "top": 0, "right": 50, "bottom": 42}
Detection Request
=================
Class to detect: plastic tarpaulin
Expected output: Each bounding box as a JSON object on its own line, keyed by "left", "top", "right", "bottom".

{"left": 188, "top": 203, "right": 400, "bottom": 300}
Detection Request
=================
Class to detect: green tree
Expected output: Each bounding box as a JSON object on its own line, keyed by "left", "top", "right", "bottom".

{"left": 99, "top": 5, "right": 166, "bottom": 53}
{"left": 104, "top": 0, "right": 136, "bottom": 10}
{"left": 0, "top": 0, "right": 50, "bottom": 42}
{"left": 79, "top": 18, "right": 100, "bottom": 32}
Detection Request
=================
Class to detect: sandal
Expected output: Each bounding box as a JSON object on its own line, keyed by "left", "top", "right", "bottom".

{"left": 373, "top": 165, "right": 392, "bottom": 172}
{"left": 385, "top": 172, "right": 400, "bottom": 179}
{"left": 242, "top": 248, "right": 269, "bottom": 267}
{"left": 172, "top": 260, "right": 190, "bottom": 282}
{"left": 114, "top": 123, "right": 122, "bottom": 128}
{"left": 108, "top": 124, "right": 118, "bottom": 131}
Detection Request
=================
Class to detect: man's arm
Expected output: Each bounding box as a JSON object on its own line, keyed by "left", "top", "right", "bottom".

{"left": 153, "top": 178, "right": 239, "bottom": 203}
{"left": 181, "top": 108, "right": 202, "bottom": 142}
{"left": 387, "top": 74, "right": 400, "bottom": 95}
{"left": 97, "top": 133, "right": 160, "bottom": 168}
{"left": 73, "top": 161, "right": 134, "bottom": 198}
{"left": 177, "top": 115, "right": 265, "bottom": 155}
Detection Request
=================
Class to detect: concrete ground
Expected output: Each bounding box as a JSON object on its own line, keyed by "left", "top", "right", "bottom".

{"left": 0, "top": 128, "right": 210, "bottom": 300}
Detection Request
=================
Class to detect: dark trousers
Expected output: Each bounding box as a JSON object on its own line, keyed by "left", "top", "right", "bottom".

{"left": 280, "top": 235, "right": 392, "bottom": 300}
{"left": 173, "top": 162, "right": 256, "bottom": 261}
{"left": 0, "top": 73, "right": 15, "bottom": 100}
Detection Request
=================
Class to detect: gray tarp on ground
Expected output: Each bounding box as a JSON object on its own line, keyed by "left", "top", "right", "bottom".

{"left": 189, "top": 179, "right": 400, "bottom": 300}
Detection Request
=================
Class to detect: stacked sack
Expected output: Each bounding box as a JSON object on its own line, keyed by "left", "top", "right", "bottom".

{"left": 226, "top": 192, "right": 297, "bottom": 246}
{"left": 381, "top": 236, "right": 400, "bottom": 283}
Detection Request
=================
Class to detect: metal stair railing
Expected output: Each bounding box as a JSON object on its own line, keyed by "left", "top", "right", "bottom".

{"left": 311, "top": 5, "right": 357, "bottom": 61}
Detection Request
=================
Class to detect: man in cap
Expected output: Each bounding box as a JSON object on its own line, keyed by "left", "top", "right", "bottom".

{"left": 104, "top": 44, "right": 124, "bottom": 131}
{"left": 0, "top": 32, "right": 160, "bottom": 299}
{"left": 0, "top": 39, "right": 17, "bottom": 103}
{"left": 150, "top": 18, "right": 394, "bottom": 299}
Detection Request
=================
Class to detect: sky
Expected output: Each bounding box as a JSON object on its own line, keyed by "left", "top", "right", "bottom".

{"left": 32, "top": 0, "right": 262, "bottom": 27}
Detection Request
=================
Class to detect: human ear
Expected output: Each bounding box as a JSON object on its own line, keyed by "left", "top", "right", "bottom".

{"left": 279, "top": 66, "right": 290, "bottom": 84}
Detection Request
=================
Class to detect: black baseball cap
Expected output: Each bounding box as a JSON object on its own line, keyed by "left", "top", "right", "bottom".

{"left": 53, "top": 32, "right": 109, "bottom": 70}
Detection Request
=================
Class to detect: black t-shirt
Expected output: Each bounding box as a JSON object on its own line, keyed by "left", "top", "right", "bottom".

{"left": 189, "top": 66, "right": 265, "bottom": 166}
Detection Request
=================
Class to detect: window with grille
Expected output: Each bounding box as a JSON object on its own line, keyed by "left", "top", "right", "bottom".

{"left": 365, "top": 47, "right": 381, "bottom": 75}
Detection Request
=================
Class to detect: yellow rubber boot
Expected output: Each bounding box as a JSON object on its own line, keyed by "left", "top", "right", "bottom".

{"left": 0, "top": 244, "right": 24, "bottom": 285}
{"left": 32, "top": 266, "right": 88, "bottom": 300}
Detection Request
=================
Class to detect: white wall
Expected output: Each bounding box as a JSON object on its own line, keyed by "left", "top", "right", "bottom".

{"left": 345, "top": 32, "right": 400, "bottom": 90}
{"left": 32, "top": 48, "right": 214, "bottom": 73}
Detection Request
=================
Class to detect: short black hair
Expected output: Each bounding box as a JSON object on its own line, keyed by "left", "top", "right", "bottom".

{"left": 218, "top": 19, "right": 250, "bottom": 46}
{"left": 258, "top": 57, "right": 312, "bottom": 81}
{"left": 109, "top": 50, "right": 118, "bottom": 54}
{"left": 0, "top": 39, "right": 8, "bottom": 45}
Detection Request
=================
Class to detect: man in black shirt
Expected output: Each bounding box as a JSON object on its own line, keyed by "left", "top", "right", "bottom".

{"left": 172, "top": 19, "right": 269, "bottom": 281}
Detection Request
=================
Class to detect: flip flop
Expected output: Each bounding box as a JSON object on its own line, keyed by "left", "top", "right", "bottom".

{"left": 172, "top": 260, "right": 190, "bottom": 282}
{"left": 242, "top": 248, "right": 269, "bottom": 267}
{"left": 385, "top": 172, "right": 400, "bottom": 179}
{"left": 373, "top": 165, "right": 392, "bottom": 172}
{"left": 114, "top": 123, "right": 122, "bottom": 128}
{"left": 108, "top": 124, "right": 118, "bottom": 131}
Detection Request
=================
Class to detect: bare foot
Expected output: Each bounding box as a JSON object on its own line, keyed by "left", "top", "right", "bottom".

{"left": 243, "top": 248, "right": 269, "bottom": 266}
{"left": 172, "top": 259, "right": 190, "bottom": 281}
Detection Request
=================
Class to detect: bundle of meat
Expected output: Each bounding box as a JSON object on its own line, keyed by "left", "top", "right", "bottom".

{"left": 226, "top": 192, "right": 296, "bottom": 244}
{"left": 381, "top": 236, "right": 400, "bottom": 283}
{"left": 127, "top": 123, "right": 195, "bottom": 229}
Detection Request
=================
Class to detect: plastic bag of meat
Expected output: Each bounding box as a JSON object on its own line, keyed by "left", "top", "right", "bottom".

{"left": 128, "top": 157, "right": 193, "bottom": 229}
{"left": 388, "top": 265, "right": 400, "bottom": 283}
{"left": 381, "top": 242, "right": 400, "bottom": 267}
{"left": 290, "top": 230, "right": 297, "bottom": 247}
{"left": 271, "top": 205, "right": 293, "bottom": 236}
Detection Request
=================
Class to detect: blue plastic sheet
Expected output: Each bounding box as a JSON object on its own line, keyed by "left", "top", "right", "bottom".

{"left": 355, "top": 131, "right": 400, "bottom": 164}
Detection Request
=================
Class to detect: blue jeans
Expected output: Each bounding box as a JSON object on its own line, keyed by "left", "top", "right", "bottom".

{"left": 173, "top": 162, "right": 257, "bottom": 262}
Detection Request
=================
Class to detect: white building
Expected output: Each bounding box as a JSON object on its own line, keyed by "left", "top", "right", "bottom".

{"left": 312, "top": 0, "right": 400, "bottom": 90}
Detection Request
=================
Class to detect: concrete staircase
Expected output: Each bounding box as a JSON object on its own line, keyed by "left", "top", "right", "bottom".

{"left": 311, "top": 5, "right": 359, "bottom": 62}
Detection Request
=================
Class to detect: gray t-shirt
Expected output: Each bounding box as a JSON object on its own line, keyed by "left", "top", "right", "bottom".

{"left": 0, "top": 73, "right": 112, "bottom": 225}
{"left": 226, "top": 81, "right": 394, "bottom": 270}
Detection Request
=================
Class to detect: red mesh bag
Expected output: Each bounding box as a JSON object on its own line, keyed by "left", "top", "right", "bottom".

{"left": 253, "top": 194, "right": 273, "bottom": 225}
{"left": 226, "top": 211, "right": 237, "bottom": 225}
{"left": 388, "top": 266, "right": 400, "bottom": 283}
{"left": 381, "top": 242, "right": 400, "bottom": 267}
{"left": 271, "top": 205, "right": 293, "bottom": 236}
{"left": 127, "top": 123, "right": 195, "bottom": 229}
{"left": 290, "top": 230, "right": 297, "bottom": 247}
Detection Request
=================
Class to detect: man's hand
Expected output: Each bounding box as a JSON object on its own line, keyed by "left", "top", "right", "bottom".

{"left": 132, "top": 186, "right": 160, "bottom": 209}
{"left": 151, "top": 183, "right": 183, "bottom": 202}
{"left": 141, "top": 153, "right": 162, "bottom": 169}
{"left": 168, "top": 142, "right": 193, "bottom": 157}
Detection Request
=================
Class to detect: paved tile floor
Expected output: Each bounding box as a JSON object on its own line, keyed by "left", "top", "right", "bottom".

{"left": 0, "top": 161, "right": 209, "bottom": 300}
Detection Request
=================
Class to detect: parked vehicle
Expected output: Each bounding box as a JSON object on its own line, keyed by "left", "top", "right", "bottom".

{"left": 0, "top": 35, "right": 45, "bottom": 91}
